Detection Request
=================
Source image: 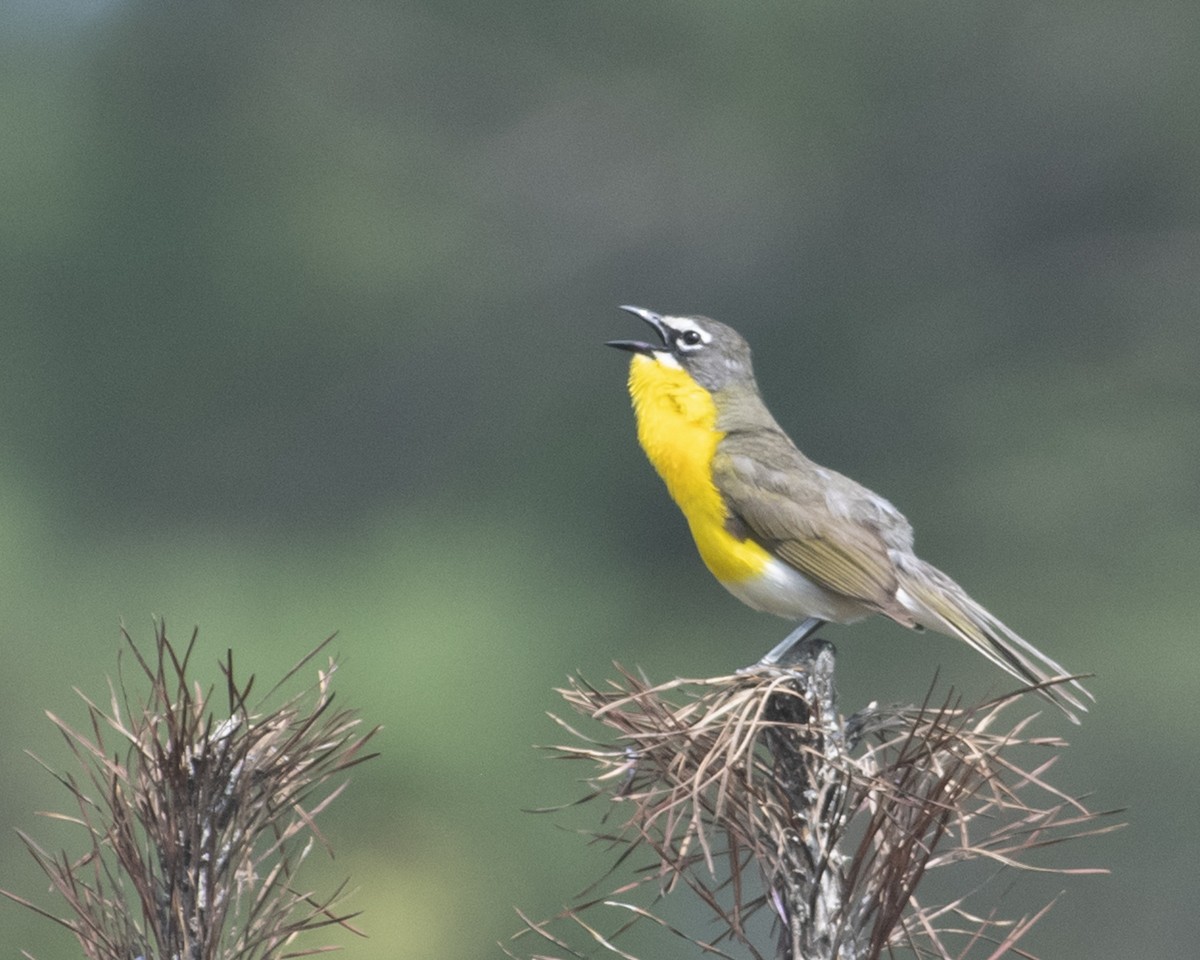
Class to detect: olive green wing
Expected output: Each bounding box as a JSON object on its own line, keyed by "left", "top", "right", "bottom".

{"left": 711, "top": 444, "right": 902, "bottom": 612}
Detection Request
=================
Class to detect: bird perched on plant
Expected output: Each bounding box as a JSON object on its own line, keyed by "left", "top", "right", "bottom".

{"left": 607, "top": 305, "right": 1091, "bottom": 721}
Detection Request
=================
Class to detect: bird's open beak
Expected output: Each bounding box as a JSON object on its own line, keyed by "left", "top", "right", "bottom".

{"left": 606, "top": 305, "right": 670, "bottom": 354}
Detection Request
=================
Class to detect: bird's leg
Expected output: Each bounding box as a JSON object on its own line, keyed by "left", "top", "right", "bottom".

{"left": 756, "top": 617, "right": 826, "bottom": 667}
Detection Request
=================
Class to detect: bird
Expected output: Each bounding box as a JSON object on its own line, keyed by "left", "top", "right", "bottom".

{"left": 607, "top": 305, "right": 1091, "bottom": 721}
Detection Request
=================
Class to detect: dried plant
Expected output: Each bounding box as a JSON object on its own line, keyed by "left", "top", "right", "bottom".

{"left": 2, "top": 621, "right": 379, "bottom": 960}
{"left": 509, "top": 638, "right": 1117, "bottom": 960}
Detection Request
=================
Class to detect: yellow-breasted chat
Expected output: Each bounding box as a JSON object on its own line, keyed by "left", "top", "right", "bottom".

{"left": 607, "top": 305, "right": 1091, "bottom": 722}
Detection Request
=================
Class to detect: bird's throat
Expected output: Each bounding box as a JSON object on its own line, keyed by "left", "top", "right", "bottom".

{"left": 626, "top": 354, "right": 771, "bottom": 584}
{"left": 628, "top": 354, "right": 720, "bottom": 504}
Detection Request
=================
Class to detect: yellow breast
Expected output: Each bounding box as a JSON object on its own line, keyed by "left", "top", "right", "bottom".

{"left": 626, "top": 354, "right": 772, "bottom": 584}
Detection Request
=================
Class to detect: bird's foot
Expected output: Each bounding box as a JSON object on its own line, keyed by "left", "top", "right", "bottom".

{"left": 738, "top": 617, "right": 826, "bottom": 672}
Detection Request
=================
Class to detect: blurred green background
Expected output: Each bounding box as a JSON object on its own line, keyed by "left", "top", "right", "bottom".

{"left": 2, "top": 1, "right": 1196, "bottom": 957}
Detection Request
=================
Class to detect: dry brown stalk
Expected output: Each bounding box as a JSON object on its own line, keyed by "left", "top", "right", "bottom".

{"left": 508, "top": 637, "right": 1117, "bottom": 960}
{"left": 2, "top": 621, "right": 379, "bottom": 960}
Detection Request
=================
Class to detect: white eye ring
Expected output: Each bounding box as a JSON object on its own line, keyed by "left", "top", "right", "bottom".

{"left": 662, "top": 315, "right": 711, "bottom": 351}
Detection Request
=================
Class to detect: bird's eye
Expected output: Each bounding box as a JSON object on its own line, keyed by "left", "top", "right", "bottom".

{"left": 680, "top": 330, "right": 703, "bottom": 347}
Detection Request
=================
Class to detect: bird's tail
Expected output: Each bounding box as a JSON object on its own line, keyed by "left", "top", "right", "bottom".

{"left": 899, "top": 562, "right": 1093, "bottom": 723}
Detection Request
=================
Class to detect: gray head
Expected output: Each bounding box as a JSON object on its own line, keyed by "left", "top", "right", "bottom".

{"left": 606, "top": 305, "right": 757, "bottom": 393}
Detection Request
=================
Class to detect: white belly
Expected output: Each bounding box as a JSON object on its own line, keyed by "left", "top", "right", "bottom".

{"left": 720, "top": 555, "right": 869, "bottom": 623}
